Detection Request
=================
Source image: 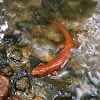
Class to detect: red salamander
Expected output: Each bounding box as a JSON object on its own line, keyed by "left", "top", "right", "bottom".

{"left": 31, "top": 20, "right": 77, "bottom": 77}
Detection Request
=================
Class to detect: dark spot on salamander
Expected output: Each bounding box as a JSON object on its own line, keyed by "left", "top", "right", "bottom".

{"left": 36, "top": 74, "right": 39, "bottom": 77}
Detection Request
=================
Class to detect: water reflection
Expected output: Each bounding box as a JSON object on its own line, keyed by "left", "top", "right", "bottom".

{"left": 0, "top": 0, "right": 3, "bottom": 3}
{"left": 0, "top": 21, "right": 8, "bottom": 31}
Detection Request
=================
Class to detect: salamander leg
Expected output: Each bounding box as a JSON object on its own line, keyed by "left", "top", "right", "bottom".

{"left": 74, "top": 45, "right": 80, "bottom": 48}
{"left": 50, "top": 72, "right": 60, "bottom": 79}
{"left": 56, "top": 45, "right": 65, "bottom": 52}
{"left": 50, "top": 71, "right": 57, "bottom": 76}
{"left": 38, "top": 63, "right": 45, "bottom": 66}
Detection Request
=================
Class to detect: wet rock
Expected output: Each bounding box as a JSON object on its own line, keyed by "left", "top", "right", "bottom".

{"left": 0, "top": 48, "right": 8, "bottom": 65}
{"left": 9, "top": 50, "right": 22, "bottom": 61}
{"left": 16, "top": 35, "right": 31, "bottom": 47}
{"left": 0, "top": 67, "right": 13, "bottom": 77}
{"left": 16, "top": 77, "right": 29, "bottom": 91}
{"left": 31, "top": 6, "right": 53, "bottom": 25}
{"left": 37, "top": 17, "right": 50, "bottom": 25}
{"left": 54, "top": 96, "right": 72, "bottom": 100}
{"left": 7, "top": 95, "right": 20, "bottom": 100}
{"left": 45, "top": 29, "right": 63, "bottom": 43}
{"left": 45, "top": 80, "right": 76, "bottom": 98}
{"left": 57, "top": 66, "right": 78, "bottom": 81}
{"left": 61, "top": 0, "right": 97, "bottom": 20}
{"left": 15, "top": 21, "right": 32, "bottom": 32}
{"left": 7, "top": 46, "right": 20, "bottom": 60}
{"left": 7, "top": 46, "right": 30, "bottom": 73}
{"left": 8, "top": 47, "right": 29, "bottom": 63}
{"left": 14, "top": 70, "right": 28, "bottom": 80}
{"left": 31, "top": 77, "right": 76, "bottom": 100}
{"left": 80, "top": 92, "right": 100, "bottom": 100}
{"left": 41, "top": 0, "right": 65, "bottom": 12}
{"left": 15, "top": 15, "right": 50, "bottom": 32}
{"left": 0, "top": 76, "right": 11, "bottom": 100}
{"left": 10, "top": 65, "right": 21, "bottom": 74}
{"left": 31, "top": 38, "right": 56, "bottom": 62}
{"left": 66, "top": 66, "right": 77, "bottom": 77}
{"left": 79, "top": 67, "right": 100, "bottom": 89}
{"left": 15, "top": 89, "right": 34, "bottom": 100}
{"left": 43, "top": 78, "right": 76, "bottom": 98}
{"left": 7, "top": 46, "right": 22, "bottom": 72}
{"left": 20, "top": 48, "right": 30, "bottom": 59}
{"left": 13, "top": 70, "right": 29, "bottom": 91}
{"left": 33, "top": 97, "right": 44, "bottom": 100}
{"left": 29, "top": 55, "right": 45, "bottom": 70}
{"left": 87, "top": 69, "right": 100, "bottom": 88}
{"left": 3, "top": 34, "right": 22, "bottom": 44}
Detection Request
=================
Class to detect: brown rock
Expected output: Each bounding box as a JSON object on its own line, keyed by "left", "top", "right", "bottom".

{"left": 16, "top": 77, "right": 29, "bottom": 91}
{"left": 7, "top": 95, "right": 20, "bottom": 100}
{"left": 33, "top": 97, "right": 44, "bottom": 100}
{"left": 1, "top": 67, "right": 13, "bottom": 77}
{"left": 0, "top": 76, "right": 11, "bottom": 100}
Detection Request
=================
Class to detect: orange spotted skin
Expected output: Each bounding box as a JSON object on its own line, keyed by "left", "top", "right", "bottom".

{"left": 31, "top": 20, "right": 74, "bottom": 77}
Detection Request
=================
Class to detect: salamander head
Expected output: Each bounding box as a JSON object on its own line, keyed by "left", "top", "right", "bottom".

{"left": 31, "top": 64, "right": 46, "bottom": 77}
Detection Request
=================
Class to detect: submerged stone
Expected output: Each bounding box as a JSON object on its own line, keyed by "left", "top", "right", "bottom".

{"left": 61, "top": 0, "right": 97, "bottom": 20}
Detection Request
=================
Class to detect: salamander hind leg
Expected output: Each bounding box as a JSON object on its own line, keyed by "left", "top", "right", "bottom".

{"left": 38, "top": 63, "right": 45, "bottom": 66}
{"left": 56, "top": 45, "right": 65, "bottom": 53}
{"left": 74, "top": 45, "right": 80, "bottom": 48}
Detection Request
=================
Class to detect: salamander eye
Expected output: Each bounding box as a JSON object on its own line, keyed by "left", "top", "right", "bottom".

{"left": 36, "top": 74, "right": 39, "bottom": 77}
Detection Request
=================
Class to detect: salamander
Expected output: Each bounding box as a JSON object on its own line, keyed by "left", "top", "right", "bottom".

{"left": 31, "top": 20, "right": 78, "bottom": 77}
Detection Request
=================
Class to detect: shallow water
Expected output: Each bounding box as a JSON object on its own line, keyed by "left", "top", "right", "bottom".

{"left": 0, "top": 0, "right": 100, "bottom": 100}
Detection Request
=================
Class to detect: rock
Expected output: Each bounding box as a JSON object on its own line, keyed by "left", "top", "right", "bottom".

{"left": 7, "top": 46, "right": 30, "bottom": 73}
{"left": 15, "top": 21, "right": 31, "bottom": 32}
{"left": 0, "top": 67, "right": 13, "bottom": 77}
{"left": 29, "top": 55, "right": 45, "bottom": 70}
{"left": 31, "top": 6, "right": 53, "bottom": 25}
{"left": 33, "top": 97, "right": 44, "bottom": 100}
{"left": 16, "top": 77, "right": 29, "bottom": 91}
{"left": 7, "top": 95, "right": 20, "bottom": 100}
{"left": 13, "top": 70, "right": 29, "bottom": 91}
{"left": 0, "top": 48, "right": 8, "bottom": 65}
{"left": 3, "top": 34, "right": 22, "bottom": 44}
{"left": 46, "top": 29, "right": 63, "bottom": 43}
{"left": 80, "top": 92, "right": 100, "bottom": 100}
{"left": 61, "top": 0, "right": 97, "bottom": 20}
{"left": 30, "top": 38, "right": 56, "bottom": 62}
{"left": 41, "top": 0, "right": 65, "bottom": 12}
{"left": 0, "top": 76, "right": 11, "bottom": 100}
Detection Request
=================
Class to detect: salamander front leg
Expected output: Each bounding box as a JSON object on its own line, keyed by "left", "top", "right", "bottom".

{"left": 50, "top": 71, "right": 57, "bottom": 76}
{"left": 74, "top": 45, "right": 80, "bottom": 48}
{"left": 50, "top": 71, "right": 60, "bottom": 79}
{"left": 38, "top": 63, "right": 45, "bottom": 66}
